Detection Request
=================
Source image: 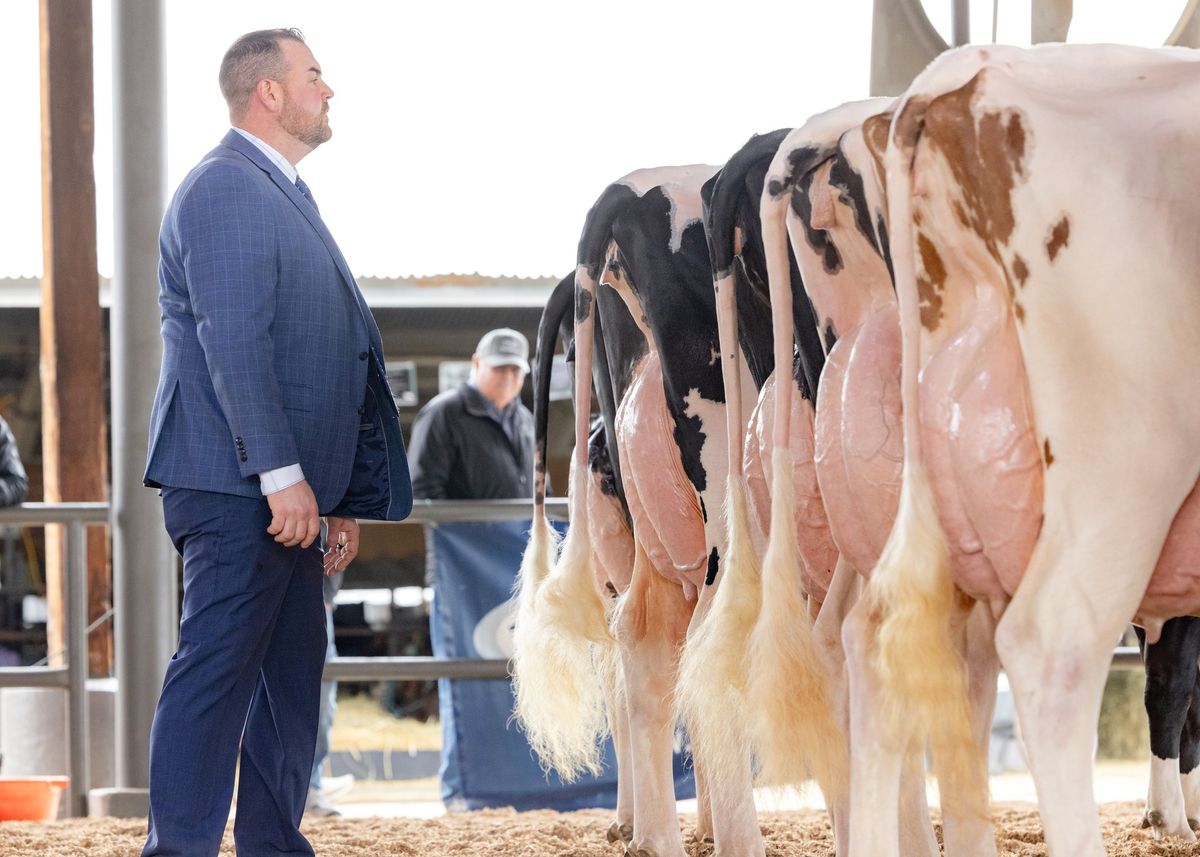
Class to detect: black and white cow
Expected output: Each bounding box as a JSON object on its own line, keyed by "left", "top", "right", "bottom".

{"left": 514, "top": 166, "right": 764, "bottom": 857}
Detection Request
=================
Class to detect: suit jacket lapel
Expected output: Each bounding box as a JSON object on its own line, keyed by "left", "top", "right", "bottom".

{"left": 220, "top": 131, "right": 377, "bottom": 341}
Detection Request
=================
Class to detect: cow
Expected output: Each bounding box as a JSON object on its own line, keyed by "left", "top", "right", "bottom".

{"left": 513, "top": 166, "right": 764, "bottom": 857}
{"left": 673, "top": 127, "right": 838, "bottom": 801}
{"left": 857, "top": 43, "right": 1200, "bottom": 857}
{"left": 752, "top": 99, "right": 974, "bottom": 857}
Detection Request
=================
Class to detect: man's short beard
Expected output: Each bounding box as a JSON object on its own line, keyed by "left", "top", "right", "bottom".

{"left": 280, "top": 91, "right": 332, "bottom": 148}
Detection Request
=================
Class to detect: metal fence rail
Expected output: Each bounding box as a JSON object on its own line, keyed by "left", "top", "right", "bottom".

{"left": 0, "top": 497, "right": 1152, "bottom": 817}
{"left": 0, "top": 501, "right": 107, "bottom": 817}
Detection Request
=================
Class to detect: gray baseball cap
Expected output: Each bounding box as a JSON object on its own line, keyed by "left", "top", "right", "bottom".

{"left": 475, "top": 328, "right": 530, "bottom": 373}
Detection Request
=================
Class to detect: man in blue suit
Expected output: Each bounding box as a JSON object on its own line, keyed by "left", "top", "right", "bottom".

{"left": 141, "top": 28, "right": 411, "bottom": 856}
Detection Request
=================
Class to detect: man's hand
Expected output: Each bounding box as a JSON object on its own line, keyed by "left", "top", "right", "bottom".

{"left": 323, "top": 516, "right": 360, "bottom": 576}
{"left": 266, "top": 479, "right": 321, "bottom": 548}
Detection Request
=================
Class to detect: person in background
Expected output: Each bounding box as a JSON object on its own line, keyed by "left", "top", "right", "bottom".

{"left": 0, "top": 416, "right": 28, "bottom": 508}
{"left": 407, "top": 328, "right": 534, "bottom": 501}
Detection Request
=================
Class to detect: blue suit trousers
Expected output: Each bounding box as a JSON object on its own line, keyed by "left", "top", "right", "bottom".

{"left": 142, "top": 488, "right": 325, "bottom": 857}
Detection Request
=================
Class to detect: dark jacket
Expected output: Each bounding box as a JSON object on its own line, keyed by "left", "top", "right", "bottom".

{"left": 407, "top": 384, "right": 533, "bottom": 500}
{"left": 0, "top": 416, "right": 28, "bottom": 508}
{"left": 142, "top": 130, "right": 411, "bottom": 521}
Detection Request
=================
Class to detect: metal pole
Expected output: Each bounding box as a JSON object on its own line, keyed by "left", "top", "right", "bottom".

{"left": 952, "top": 0, "right": 970, "bottom": 45}
{"left": 112, "top": 0, "right": 173, "bottom": 791}
{"left": 65, "top": 520, "right": 91, "bottom": 818}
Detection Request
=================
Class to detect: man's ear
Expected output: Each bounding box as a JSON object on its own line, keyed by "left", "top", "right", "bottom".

{"left": 255, "top": 78, "right": 283, "bottom": 114}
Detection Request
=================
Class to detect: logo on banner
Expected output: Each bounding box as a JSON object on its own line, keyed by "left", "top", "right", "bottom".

{"left": 472, "top": 599, "right": 517, "bottom": 659}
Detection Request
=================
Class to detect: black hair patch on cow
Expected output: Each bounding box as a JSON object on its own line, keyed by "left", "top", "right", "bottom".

{"left": 876, "top": 214, "right": 895, "bottom": 287}
{"left": 828, "top": 147, "right": 881, "bottom": 258}
{"left": 588, "top": 424, "right": 621, "bottom": 498}
{"left": 596, "top": 284, "right": 648, "bottom": 410}
{"left": 579, "top": 183, "right": 641, "bottom": 276}
{"left": 735, "top": 257, "right": 777, "bottom": 389}
{"left": 592, "top": 293, "right": 640, "bottom": 523}
{"left": 789, "top": 250, "right": 825, "bottom": 400}
{"left": 706, "top": 547, "right": 720, "bottom": 586}
{"left": 1139, "top": 618, "right": 1200, "bottom": 765}
{"left": 768, "top": 144, "right": 823, "bottom": 200}
{"left": 791, "top": 352, "right": 814, "bottom": 403}
{"left": 824, "top": 320, "right": 839, "bottom": 354}
{"left": 574, "top": 283, "right": 594, "bottom": 324}
{"left": 704, "top": 129, "right": 793, "bottom": 275}
{"left": 793, "top": 172, "right": 843, "bottom": 275}
{"left": 611, "top": 189, "right": 723, "bottom": 499}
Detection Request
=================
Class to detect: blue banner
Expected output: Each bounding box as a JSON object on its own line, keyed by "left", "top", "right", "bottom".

{"left": 429, "top": 519, "right": 695, "bottom": 810}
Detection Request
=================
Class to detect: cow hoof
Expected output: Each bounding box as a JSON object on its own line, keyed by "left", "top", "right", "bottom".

{"left": 1147, "top": 810, "right": 1165, "bottom": 831}
{"left": 1189, "top": 817, "right": 1200, "bottom": 832}
{"left": 607, "top": 823, "right": 633, "bottom": 844}
{"left": 1141, "top": 813, "right": 1151, "bottom": 829}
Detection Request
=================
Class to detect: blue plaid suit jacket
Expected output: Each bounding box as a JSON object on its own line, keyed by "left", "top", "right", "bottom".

{"left": 144, "top": 130, "right": 412, "bottom": 521}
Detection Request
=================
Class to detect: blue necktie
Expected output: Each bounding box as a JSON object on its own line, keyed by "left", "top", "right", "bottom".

{"left": 295, "top": 175, "right": 319, "bottom": 213}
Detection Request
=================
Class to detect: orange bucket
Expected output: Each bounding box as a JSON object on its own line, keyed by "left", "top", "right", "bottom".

{"left": 0, "top": 777, "right": 70, "bottom": 821}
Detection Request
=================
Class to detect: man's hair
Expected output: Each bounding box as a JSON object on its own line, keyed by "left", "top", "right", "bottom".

{"left": 219, "top": 28, "right": 305, "bottom": 120}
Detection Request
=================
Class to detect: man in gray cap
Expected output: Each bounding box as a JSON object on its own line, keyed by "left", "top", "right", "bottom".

{"left": 407, "top": 328, "right": 534, "bottom": 500}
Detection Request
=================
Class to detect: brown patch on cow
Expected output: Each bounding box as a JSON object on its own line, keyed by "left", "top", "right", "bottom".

{"left": 1013, "top": 301, "right": 1025, "bottom": 323}
{"left": 1012, "top": 254, "right": 1029, "bottom": 288}
{"left": 1046, "top": 215, "right": 1070, "bottom": 262}
{"left": 952, "top": 200, "right": 969, "bottom": 228}
{"left": 917, "top": 231, "right": 946, "bottom": 330}
{"left": 1043, "top": 438, "right": 1054, "bottom": 467}
{"left": 921, "top": 71, "right": 1029, "bottom": 251}
{"left": 862, "top": 111, "right": 894, "bottom": 182}
{"left": 893, "top": 95, "right": 932, "bottom": 154}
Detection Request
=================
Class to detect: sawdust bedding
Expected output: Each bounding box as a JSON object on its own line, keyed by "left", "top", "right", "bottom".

{"left": 0, "top": 803, "right": 1191, "bottom": 856}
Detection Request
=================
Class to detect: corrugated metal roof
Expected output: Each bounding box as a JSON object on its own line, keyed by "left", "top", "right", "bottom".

{"left": 0, "top": 275, "right": 564, "bottom": 309}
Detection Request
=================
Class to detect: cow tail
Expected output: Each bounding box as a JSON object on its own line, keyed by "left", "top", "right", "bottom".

{"left": 744, "top": 188, "right": 845, "bottom": 798}
{"left": 675, "top": 262, "right": 762, "bottom": 790}
{"left": 512, "top": 269, "right": 611, "bottom": 780}
{"left": 867, "top": 99, "right": 982, "bottom": 813}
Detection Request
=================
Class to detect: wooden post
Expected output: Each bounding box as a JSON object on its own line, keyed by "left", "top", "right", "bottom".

{"left": 39, "top": 0, "right": 112, "bottom": 676}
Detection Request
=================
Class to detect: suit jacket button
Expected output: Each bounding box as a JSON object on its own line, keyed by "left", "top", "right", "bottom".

{"left": 239, "top": 453, "right": 248, "bottom": 462}
{"left": 358, "top": 351, "right": 369, "bottom": 361}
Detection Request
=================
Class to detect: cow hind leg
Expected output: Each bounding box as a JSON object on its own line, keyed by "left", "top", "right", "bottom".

{"left": 810, "top": 557, "right": 860, "bottom": 852}
{"left": 843, "top": 595, "right": 937, "bottom": 857}
{"left": 615, "top": 545, "right": 692, "bottom": 857}
{"left": 939, "top": 601, "right": 1000, "bottom": 857}
{"left": 1139, "top": 617, "right": 1200, "bottom": 840}
{"left": 1182, "top": 663, "right": 1200, "bottom": 831}
{"left": 598, "top": 641, "right": 635, "bottom": 845}
{"left": 995, "top": 533, "right": 1162, "bottom": 857}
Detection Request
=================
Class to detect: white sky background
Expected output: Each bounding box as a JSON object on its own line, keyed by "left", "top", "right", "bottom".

{"left": 0, "top": 1, "right": 1190, "bottom": 279}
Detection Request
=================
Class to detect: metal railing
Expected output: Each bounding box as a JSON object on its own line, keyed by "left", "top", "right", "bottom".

{"left": 0, "top": 501, "right": 108, "bottom": 818}
{"left": 0, "top": 498, "right": 564, "bottom": 814}
{"left": 0, "top": 496, "right": 1152, "bottom": 818}
{"left": 332, "top": 497, "right": 568, "bottom": 681}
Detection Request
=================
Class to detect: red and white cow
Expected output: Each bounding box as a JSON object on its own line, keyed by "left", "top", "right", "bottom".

{"left": 858, "top": 43, "right": 1200, "bottom": 857}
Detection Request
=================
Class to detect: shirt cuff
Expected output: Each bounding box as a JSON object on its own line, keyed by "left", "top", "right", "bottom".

{"left": 258, "top": 463, "right": 305, "bottom": 495}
